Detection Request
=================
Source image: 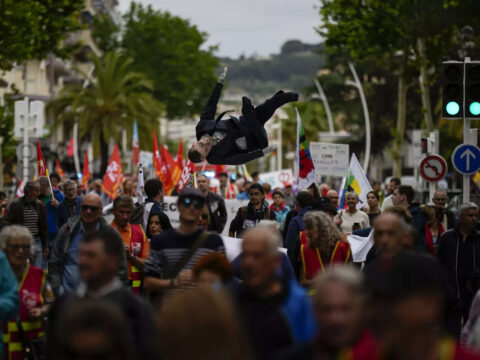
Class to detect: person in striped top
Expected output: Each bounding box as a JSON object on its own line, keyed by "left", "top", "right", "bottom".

{"left": 143, "top": 188, "right": 225, "bottom": 301}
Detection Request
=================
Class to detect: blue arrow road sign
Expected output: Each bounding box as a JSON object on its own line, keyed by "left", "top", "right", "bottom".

{"left": 452, "top": 144, "right": 480, "bottom": 175}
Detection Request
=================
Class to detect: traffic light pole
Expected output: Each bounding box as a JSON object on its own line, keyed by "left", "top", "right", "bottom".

{"left": 464, "top": 57, "right": 471, "bottom": 203}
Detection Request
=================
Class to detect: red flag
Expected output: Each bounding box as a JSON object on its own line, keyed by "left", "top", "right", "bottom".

{"left": 178, "top": 159, "right": 195, "bottom": 192}
{"left": 153, "top": 131, "right": 163, "bottom": 181}
{"left": 55, "top": 159, "right": 65, "bottom": 179}
{"left": 36, "top": 141, "right": 47, "bottom": 177}
{"left": 215, "top": 165, "right": 227, "bottom": 177}
{"left": 102, "top": 145, "right": 123, "bottom": 200}
{"left": 16, "top": 180, "right": 25, "bottom": 198}
{"left": 160, "top": 144, "right": 181, "bottom": 195}
{"left": 81, "top": 152, "right": 91, "bottom": 190}
{"left": 67, "top": 138, "right": 74, "bottom": 157}
{"left": 176, "top": 138, "right": 183, "bottom": 169}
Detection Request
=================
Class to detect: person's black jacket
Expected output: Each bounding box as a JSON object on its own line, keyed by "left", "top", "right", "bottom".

{"left": 409, "top": 203, "right": 427, "bottom": 251}
{"left": 4, "top": 196, "right": 48, "bottom": 247}
{"left": 56, "top": 196, "right": 82, "bottom": 230}
{"left": 47, "top": 285, "right": 160, "bottom": 360}
{"left": 196, "top": 82, "right": 298, "bottom": 165}
{"left": 445, "top": 208, "right": 456, "bottom": 229}
{"left": 206, "top": 191, "right": 227, "bottom": 233}
{"left": 229, "top": 200, "right": 276, "bottom": 237}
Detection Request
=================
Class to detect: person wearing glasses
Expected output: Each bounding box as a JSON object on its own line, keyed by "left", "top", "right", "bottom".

{"left": 197, "top": 206, "right": 211, "bottom": 231}
{"left": 1, "top": 225, "right": 54, "bottom": 360}
{"left": 48, "top": 193, "right": 127, "bottom": 296}
{"left": 56, "top": 180, "right": 83, "bottom": 230}
{"left": 143, "top": 188, "right": 225, "bottom": 300}
{"left": 432, "top": 188, "right": 456, "bottom": 230}
{"left": 196, "top": 174, "right": 227, "bottom": 233}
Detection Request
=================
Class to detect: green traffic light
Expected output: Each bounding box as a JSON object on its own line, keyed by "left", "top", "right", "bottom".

{"left": 470, "top": 102, "right": 480, "bottom": 116}
{"left": 446, "top": 101, "right": 460, "bottom": 116}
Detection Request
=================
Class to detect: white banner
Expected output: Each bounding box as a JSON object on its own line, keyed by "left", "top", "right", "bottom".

{"left": 258, "top": 169, "right": 293, "bottom": 189}
{"left": 139, "top": 151, "right": 153, "bottom": 168}
{"left": 310, "top": 141, "right": 349, "bottom": 177}
{"left": 162, "top": 196, "right": 249, "bottom": 236}
{"left": 221, "top": 236, "right": 287, "bottom": 261}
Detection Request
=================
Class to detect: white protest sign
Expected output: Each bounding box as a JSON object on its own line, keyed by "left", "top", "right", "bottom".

{"left": 221, "top": 236, "right": 287, "bottom": 261}
{"left": 310, "top": 142, "right": 349, "bottom": 177}
{"left": 162, "top": 196, "right": 249, "bottom": 236}
{"left": 139, "top": 151, "right": 153, "bottom": 168}
{"left": 258, "top": 169, "right": 293, "bottom": 189}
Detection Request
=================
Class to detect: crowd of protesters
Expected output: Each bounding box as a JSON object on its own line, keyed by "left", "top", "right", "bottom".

{"left": 3, "top": 171, "right": 480, "bottom": 360}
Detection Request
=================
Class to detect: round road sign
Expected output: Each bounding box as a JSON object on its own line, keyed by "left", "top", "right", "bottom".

{"left": 419, "top": 154, "right": 447, "bottom": 182}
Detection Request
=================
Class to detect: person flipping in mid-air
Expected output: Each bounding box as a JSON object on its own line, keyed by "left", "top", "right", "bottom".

{"left": 188, "top": 67, "right": 298, "bottom": 165}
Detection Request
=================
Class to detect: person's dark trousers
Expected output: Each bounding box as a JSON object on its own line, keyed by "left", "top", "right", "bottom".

{"left": 244, "top": 91, "right": 298, "bottom": 126}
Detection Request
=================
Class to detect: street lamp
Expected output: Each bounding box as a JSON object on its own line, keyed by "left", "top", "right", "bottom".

{"left": 345, "top": 62, "right": 371, "bottom": 173}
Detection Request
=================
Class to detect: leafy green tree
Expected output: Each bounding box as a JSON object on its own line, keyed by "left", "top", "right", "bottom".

{"left": 318, "top": 0, "right": 467, "bottom": 176}
{"left": 48, "top": 52, "right": 163, "bottom": 173}
{"left": 0, "top": 0, "right": 84, "bottom": 69}
{"left": 122, "top": 2, "right": 219, "bottom": 118}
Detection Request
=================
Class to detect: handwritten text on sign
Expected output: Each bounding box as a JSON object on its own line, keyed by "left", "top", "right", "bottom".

{"left": 310, "top": 142, "right": 349, "bottom": 177}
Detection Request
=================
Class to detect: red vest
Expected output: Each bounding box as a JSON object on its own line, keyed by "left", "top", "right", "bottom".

{"left": 130, "top": 224, "right": 145, "bottom": 294}
{"left": 2, "top": 265, "right": 46, "bottom": 360}
{"left": 299, "top": 231, "right": 352, "bottom": 280}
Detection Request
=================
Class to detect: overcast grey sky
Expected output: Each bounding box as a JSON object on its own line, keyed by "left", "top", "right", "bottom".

{"left": 117, "top": 0, "right": 321, "bottom": 58}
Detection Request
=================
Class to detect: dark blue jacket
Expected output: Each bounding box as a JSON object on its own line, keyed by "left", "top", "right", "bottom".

{"left": 409, "top": 203, "right": 427, "bottom": 251}
{"left": 56, "top": 196, "right": 82, "bottom": 230}
{"left": 42, "top": 189, "right": 64, "bottom": 242}
{"left": 285, "top": 206, "right": 312, "bottom": 256}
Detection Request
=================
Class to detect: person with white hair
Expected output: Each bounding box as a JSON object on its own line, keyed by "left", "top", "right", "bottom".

{"left": 438, "top": 202, "right": 480, "bottom": 336}
{"left": 277, "top": 266, "right": 377, "bottom": 360}
{"left": 0, "top": 225, "right": 53, "bottom": 360}
{"left": 56, "top": 179, "right": 82, "bottom": 229}
{"left": 334, "top": 192, "right": 370, "bottom": 235}
{"left": 231, "top": 220, "right": 295, "bottom": 282}
{"left": 229, "top": 226, "right": 315, "bottom": 360}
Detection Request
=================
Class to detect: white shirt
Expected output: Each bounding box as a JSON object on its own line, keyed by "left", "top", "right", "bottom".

{"left": 336, "top": 209, "right": 370, "bottom": 234}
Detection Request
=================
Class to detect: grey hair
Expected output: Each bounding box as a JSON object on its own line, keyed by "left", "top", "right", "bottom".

{"left": 346, "top": 192, "right": 359, "bottom": 200}
{"left": 434, "top": 188, "right": 448, "bottom": 197}
{"left": 313, "top": 265, "right": 367, "bottom": 305}
{"left": 256, "top": 220, "right": 282, "bottom": 247}
{"left": 62, "top": 179, "right": 77, "bottom": 190}
{"left": 303, "top": 211, "right": 341, "bottom": 251}
{"left": 23, "top": 180, "right": 39, "bottom": 196}
{"left": 459, "top": 202, "right": 479, "bottom": 216}
{"left": 0, "top": 225, "right": 35, "bottom": 255}
{"left": 242, "top": 227, "right": 279, "bottom": 256}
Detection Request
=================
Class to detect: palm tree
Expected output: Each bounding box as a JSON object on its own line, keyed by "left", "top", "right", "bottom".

{"left": 48, "top": 51, "right": 163, "bottom": 173}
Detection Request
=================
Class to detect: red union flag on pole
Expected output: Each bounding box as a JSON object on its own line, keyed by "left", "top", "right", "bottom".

{"left": 102, "top": 145, "right": 123, "bottom": 199}
{"left": 36, "top": 141, "right": 47, "bottom": 177}
{"left": 81, "top": 152, "right": 91, "bottom": 190}
{"left": 177, "top": 159, "right": 195, "bottom": 192}
{"left": 160, "top": 144, "right": 181, "bottom": 195}
{"left": 55, "top": 159, "right": 65, "bottom": 179}
{"left": 175, "top": 138, "right": 183, "bottom": 169}
{"left": 153, "top": 131, "right": 163, "bottom": 181}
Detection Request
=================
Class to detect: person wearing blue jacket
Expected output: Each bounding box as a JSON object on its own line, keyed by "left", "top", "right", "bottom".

{"left": 0, "top": 250, "right": 19, "bottom": 357}
{"left": 39, "top": 177, "right": 64, "bottom": 250}
{"left": 229, "top": 227, "right": 316, "bottom": 360}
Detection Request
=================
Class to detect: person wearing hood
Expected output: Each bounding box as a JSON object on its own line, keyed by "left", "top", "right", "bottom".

{"left": 188, "top": 67, "right": 298, "bottom": 165}
{"left": 229, "top": 183, "right": 276, "bottom": 237}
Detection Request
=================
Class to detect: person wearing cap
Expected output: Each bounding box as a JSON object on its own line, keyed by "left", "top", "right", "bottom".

{"left": 143, "top": 188, "right": 225, "bottom": 300}
{"left": 187, "top": 67, "right": 298, "bottom": 165}
{"left": 229, "top": 183, "right": 276, "bottom": 238}
{"left": 283, "top": 183, "right": 295, "bottom": 209}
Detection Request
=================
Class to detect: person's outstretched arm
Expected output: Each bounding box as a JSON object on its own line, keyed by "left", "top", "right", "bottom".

{"left": 200, "top": 67, "right": 227, "bottom": 121}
